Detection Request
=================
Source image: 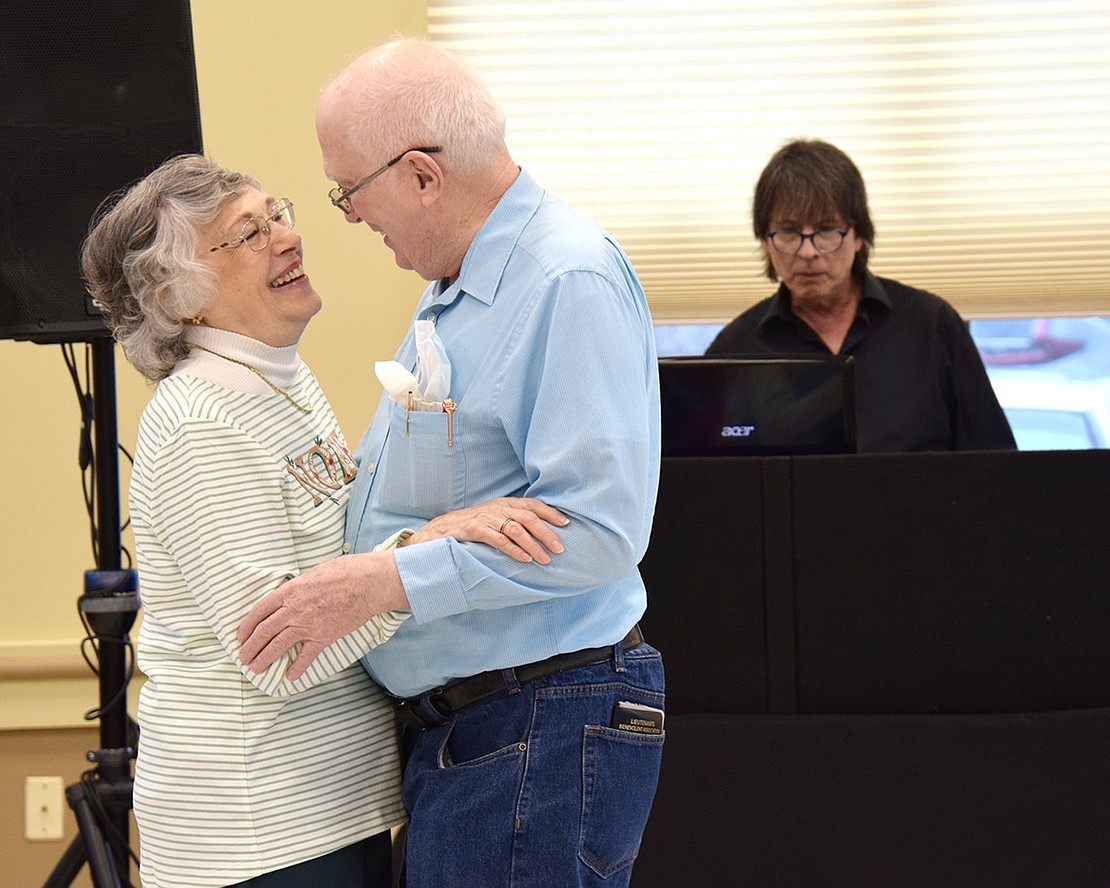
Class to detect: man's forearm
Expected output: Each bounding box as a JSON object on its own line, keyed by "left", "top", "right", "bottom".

{"left": 237, "top": 549, "right": 410, "bottom": 680}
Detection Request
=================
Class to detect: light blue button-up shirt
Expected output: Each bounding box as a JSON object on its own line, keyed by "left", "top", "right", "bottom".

{"left": 347, "top": 169, "right": 660, "bottom": 696}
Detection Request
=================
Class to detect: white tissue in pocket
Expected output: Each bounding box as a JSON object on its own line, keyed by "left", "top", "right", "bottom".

{"left": 375, "top": 360, "right": 446, "bottom": 411}
{"left": 414, "top": 319, "right": 451, "bottom": 402}
{"left": 375, "top": 361, "right": 418, "bottom": 401}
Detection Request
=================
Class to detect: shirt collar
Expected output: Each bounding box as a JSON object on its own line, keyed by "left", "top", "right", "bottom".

{"left": 858, "top": 271, "right": 892, "bottom": 313}
{"left": 756, "top": 270, "right": 891, "bottom": 332}
{"left": 426, "top": 168, "right": 542, "bottom": 310}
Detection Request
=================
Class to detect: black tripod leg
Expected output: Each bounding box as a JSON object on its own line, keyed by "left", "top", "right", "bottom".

{"left": 70, "top": 783, "right": 123, "bottom": 888}
{"left": 42, "top": 783, "right": 123, "bottom": 888}
{"left": 41, "top": 835, "right": 86, "bottom": 888}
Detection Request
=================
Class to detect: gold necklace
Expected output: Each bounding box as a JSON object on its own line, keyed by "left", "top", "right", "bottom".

{"left": 186, "top": 343, "right": 314, "bottom": 414}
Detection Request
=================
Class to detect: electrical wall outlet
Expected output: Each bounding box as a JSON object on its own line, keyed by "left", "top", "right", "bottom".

{"left": 25, "top": 776, "right": 64, "bottom": 841}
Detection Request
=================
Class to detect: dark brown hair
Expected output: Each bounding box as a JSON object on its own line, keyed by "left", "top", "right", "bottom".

{"left": 752, "top": 139, "right": 874, "bottom": 282}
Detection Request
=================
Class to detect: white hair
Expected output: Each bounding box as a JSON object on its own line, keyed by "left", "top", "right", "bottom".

{"left": 325, "top": 38, "right": 507, "bottom": 177}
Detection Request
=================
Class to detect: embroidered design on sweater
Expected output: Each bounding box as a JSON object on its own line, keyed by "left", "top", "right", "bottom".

{"left": 285, "top": 430, "right": 359, "bottom": 505}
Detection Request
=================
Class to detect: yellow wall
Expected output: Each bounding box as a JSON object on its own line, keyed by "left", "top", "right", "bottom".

{"left": 3, "top": 1, "right": 427, "bottom": 883}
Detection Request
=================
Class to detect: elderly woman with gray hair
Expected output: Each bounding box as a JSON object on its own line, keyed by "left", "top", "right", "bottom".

{"left": 82, "top": 154, "right": 565, "bottom": 888}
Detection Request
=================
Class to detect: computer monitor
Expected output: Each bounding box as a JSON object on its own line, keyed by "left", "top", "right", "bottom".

{"left": 659, "top": 354, "right": 857, "bottom": 457}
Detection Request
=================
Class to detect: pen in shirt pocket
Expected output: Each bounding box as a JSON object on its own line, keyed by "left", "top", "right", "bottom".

{"left": 402, "top": 392, "right": 457, "bottom": 446}
{"left": 442, "top": 398, "right": 456, "bottom": 447}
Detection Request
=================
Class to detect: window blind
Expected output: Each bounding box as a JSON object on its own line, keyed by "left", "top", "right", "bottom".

{"left": 428, "top": 0, "right": 1110, "bottom": 320}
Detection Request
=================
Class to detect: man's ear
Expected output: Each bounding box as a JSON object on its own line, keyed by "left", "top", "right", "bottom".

{"left": 406, "top": 151, "right": 444, "bottom": 207}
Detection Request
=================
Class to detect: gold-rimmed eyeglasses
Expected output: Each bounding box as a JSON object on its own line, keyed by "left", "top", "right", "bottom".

{"left": 328, "top": 147, "right": 442, "bottom": 214}
{"left": 209, "top": 199, "right": 295, "bottom": 253}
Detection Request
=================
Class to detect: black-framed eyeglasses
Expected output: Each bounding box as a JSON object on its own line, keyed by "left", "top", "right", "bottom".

{"left": 767, "top": 226, "right": 850, "bottom": 255}
{"left": 209, "top": 199, "right": 295, "bottom": 253}
{"left": 328, "top": 147, "right": 442, "bottom": 214}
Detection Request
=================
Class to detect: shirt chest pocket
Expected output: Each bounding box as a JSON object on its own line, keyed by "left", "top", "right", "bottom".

{"left": 375, "top": 399, "right": 466, "bottom": 519}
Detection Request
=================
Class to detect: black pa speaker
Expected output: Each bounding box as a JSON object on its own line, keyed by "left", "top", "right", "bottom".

{"left": 0, "top": 1, "right": 203, "bottom": 343}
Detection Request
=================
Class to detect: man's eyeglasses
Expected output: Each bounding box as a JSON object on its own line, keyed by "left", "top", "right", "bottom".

{"left": 209, "top": 199, "right": 295, "bottom": 253}
{"left": 328, "top": 147, "right": 442, "bottom": 214}
{"left": 767, "top": 227, "right": 850, "bottom": 255}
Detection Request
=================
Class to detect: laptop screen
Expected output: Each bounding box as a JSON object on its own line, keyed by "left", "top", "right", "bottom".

{"left": 659, "top": 354, "right": 857, "bottom": 457}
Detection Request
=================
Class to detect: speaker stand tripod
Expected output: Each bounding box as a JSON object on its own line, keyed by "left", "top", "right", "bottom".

{"left": 43, "top": 339, "right": 141, "bottom": 888}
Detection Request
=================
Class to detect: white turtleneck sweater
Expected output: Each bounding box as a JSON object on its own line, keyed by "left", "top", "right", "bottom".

{"left": 174, "top": 324, "right": 304, "bottom": 396}
{"left": 130, "top": 325, "right": 408, "bottom": 888}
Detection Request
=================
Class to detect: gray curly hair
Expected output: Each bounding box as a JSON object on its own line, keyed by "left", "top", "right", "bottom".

{"left": 81, "top": 154, "right": 258, "bottom": 381}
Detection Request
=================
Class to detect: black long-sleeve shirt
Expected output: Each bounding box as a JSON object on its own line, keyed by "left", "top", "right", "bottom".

{"left": 706, "top": 273, "right": 1017, "bottom": 453}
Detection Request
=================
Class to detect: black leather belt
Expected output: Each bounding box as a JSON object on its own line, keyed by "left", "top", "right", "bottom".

{"left": 392, "top": 625, "right": 645, "bottom": 730}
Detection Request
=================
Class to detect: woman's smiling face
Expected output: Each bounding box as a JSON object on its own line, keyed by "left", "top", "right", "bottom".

{"left": 198, "top": 188, "right": 321, "bottom": 346}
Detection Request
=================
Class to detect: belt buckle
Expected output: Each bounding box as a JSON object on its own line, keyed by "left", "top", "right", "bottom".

{"left": 426, "top": 688, "right": 452, "bottom": 720}
{"left": 399, "top": 687, "right": 453, "bottom": 730}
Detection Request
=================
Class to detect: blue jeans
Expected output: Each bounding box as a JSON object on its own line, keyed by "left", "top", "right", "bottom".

{"left": 400, "top": 643, "right": 665, "bottom": 887}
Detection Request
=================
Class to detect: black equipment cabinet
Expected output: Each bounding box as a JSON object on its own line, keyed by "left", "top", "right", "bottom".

{"left": 634, "top": 450, "right": 1110, "bottom": 887}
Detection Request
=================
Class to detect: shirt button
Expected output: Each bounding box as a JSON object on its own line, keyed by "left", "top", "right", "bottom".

{"left": 365, "top": 462, "right": 375, "bottom": 474}
{"left": 342, "top": 542, "right": 351, "bottom": 554}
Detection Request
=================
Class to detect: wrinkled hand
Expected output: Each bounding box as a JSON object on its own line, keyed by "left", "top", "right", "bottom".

{"left": 405, "top": 496, "right": 568, "bottom": 564}
{"left": 237, "top": 551, "right": 407, "bottom": 681}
